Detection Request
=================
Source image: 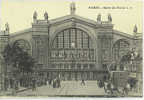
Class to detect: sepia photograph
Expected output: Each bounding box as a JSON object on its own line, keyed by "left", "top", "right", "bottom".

{"left": 0, "top": 0, "right": 143, "bottom": 97}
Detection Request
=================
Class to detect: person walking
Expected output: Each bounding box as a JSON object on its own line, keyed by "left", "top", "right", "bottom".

{"left": 49, "top": 79, "right": 52, "bottom": 85}
{"left": 53, "top": 78, "right": 56, "bottom": 88}
{"left": 81, "top": 79, "right": 85, "bottom": 86}
{"left": 57, "top": 78, "right": 61, "bottom": 88}
{"left": 98, "top": 80, "right": 104, "bottom": 88}
{"left": 123, "top": 82, "right": 130, "bottom": 96}
{"left": 104, "top": 81, "right": 108, "bottom": 93}
{"left": 32, "top": 79, "right": 36, "bottom": 91}
{"left": 46, "top": 79, "right": 49, "bottom": 85}
{"left": 107, "top": 82, "right": 113, "bottom": 95}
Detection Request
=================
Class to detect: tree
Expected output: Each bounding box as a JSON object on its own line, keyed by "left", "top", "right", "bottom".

{"left": 3, "top": 43, "right": 35, "bottom": 78}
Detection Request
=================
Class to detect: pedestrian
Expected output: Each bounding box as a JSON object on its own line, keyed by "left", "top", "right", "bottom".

{"left": 57, "top": 78, "right": 61, "bottom": 88}
{"left": 47, "top": 80, "right": 49, "bottom": 85}
{"left": 15, "top": 80, "right": 19, "bottom": 90}
{"left": 123, "top": 82, "right": 130, "bottom": 96}
{"left": 32, "top": 79, "right": 36, "bottom": 91}
{"left": 49, "top": 79, "right": 52, "bottom": 85}
{"left": 53, "top": 79, "right": 56, "bottom": 88}
{"left": 107, "top": 82, "right": 113, "bottom": 95}
{"left": 104, "top": 81, "right": 108, "bottom": 93}
{"left": 81, "top": 79, "right": 85, "bottom": 86}
{"left": 103, "top": 76, "right": 107, "bottom": 82}
{"left": 98, "top": 80, "right": 104, "bottom": 88}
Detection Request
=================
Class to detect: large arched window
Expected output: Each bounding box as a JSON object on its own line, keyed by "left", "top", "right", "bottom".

{"left": 13, "top": 39, "right": 31, "bottom": 54}
{"left": 50, "top": 28, "right": 95, "bottom": 70}
{"left": 113, "top": 39, "right": 130, "bottom": 61}
{"left": 52, "top": 28, "right": 92, "bottom": 49}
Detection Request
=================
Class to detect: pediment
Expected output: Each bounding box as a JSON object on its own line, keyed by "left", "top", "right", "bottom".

{"left": 34, "top": 14, "right": 113, "bottom": 28}
{"left": 50, "top": 14, "right": 96, "bottom": 26}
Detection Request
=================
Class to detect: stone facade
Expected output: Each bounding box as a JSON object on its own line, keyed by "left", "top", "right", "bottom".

{"left": 1, "top": 2, "right": 142, "bottom": 81}
{"left": 6, "top": 11, "right": 142, "bottom": 81}
{"left": 0, "top": 30, "right": 9, "bottom": 90}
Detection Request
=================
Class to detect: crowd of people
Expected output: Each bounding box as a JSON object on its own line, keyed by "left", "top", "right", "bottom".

{"left": 4, "top": 73, "right": 137, "bottom": 97}
{"left": 97, "top": 78, "right": 136, "bottom": 96}
{"left": 30, "top": 77, "right": 62, "bottom": 91}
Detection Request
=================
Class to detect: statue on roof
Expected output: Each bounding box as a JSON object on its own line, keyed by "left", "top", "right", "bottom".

{"left": 5, "top": 22, "right": 9, "bottom": 33}
{"left": 70, "top": 2, "right": 76, "bottom": 15}
{"left": 133, "top": 24, "right": 137, "bottom": 33}
{"left": 108, "top": 13, "right": 112, "bottom": 22}
{"left": 33, "top": 11, "right": 37, "bottom": 23}
{"left": 33, "top": 11, "right": 37, "bottom": 20}
{"left": 44, "top": 12, "right": 48, "bottom": 20}
{"left": 97, "top": 13, "right": 101, "bottom": 22}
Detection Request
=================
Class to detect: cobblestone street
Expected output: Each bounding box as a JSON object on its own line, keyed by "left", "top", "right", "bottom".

{"left": 0, "top": 81, "right": 142, "bottom": 97}
{"left": 17, "top": 81, "right": 106, "bottom": 96}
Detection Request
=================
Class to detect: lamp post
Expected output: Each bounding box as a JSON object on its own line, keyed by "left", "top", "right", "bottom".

{"left": 11, "top": 63, "right": 18, "bottom": 96}
{"left": 47, "top": 20, "right": 51, "bottom": 79}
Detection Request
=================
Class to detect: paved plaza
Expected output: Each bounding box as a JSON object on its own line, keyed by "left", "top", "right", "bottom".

{"left": 17, "top": 81, "right": 106, "bottom": 96}
{"left": 0, "top": 81, "right": 141, "bottom": 97}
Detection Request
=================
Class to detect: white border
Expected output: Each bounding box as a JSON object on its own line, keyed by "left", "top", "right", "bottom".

{"left": 0, "top": 0, "right": 143, "bottom": 100}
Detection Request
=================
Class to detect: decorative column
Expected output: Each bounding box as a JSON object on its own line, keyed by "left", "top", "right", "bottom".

{"left": 33, "top": 11, "right": 38, "bottom": 23}
{"left": 97, "top": 13, "right": 101, "bottom": 24}
{"left": 0, "top": 23, "right": 10, "bottom": 91}
{"left": 47, "top": 21, "right": 51, "bottom": 68}
{"left": 108, "top": 13, "right": 112, "bottom": 23}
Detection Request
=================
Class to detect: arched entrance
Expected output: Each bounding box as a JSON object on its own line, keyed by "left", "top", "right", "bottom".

{"left": 112, "top": 39, "right": 130, "bottom": 70}
{"left": 12, "top": 39, "right": 32, "bottom": 87}
{"left": 113, "top": 39, "right": 130, "bottom": 61}
{"left": 13, "top": 39, "right": 31, "bottom": 54}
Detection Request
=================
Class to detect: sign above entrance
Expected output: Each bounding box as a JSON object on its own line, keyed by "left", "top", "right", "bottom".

{"left": 50, "top": 49, "right": 94, "bottom": 61}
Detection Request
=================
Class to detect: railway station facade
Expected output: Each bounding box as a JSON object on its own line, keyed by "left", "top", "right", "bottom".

{"left": 0, "top": 3, "right": 142, "bottom": 81}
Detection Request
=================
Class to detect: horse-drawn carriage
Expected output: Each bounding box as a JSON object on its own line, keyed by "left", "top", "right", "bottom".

{"left": 110, "top": 71, "right": 128, "bottom": 88}
{"left": 105, "top": 71, "right": 130, "bottom": 96}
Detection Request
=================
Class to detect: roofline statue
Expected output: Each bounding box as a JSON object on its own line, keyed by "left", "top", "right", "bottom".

{"left": 108, "top": 13, "right": 112, "bottom": 22}
{"left": 5, "top": 22, "right": 9, "bottom": 34}
{"left": 33, "top": 11, "right": 38, "bottom": 23}
{"left": 70, "top": 2, "right": 76, "bottom": 15}
{"left": 97, "top": 13, "right": 101, "bottom": 22}
{"left": 44, "top": 12, "right": 49, "bottom": 21}
{"left": 133, "top": 24, "right": 138, "bottom": 33}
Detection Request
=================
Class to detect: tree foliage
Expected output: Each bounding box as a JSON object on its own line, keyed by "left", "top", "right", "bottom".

{"left": 3, "top": 43, "right": 35, "bottom": 73}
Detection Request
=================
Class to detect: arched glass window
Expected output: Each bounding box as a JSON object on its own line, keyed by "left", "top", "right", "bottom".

{"left": 113, "top": 39, "right": 130, "bottom": 60}
{"left": 52, "top": 28, "right": 92, "bottom": 49}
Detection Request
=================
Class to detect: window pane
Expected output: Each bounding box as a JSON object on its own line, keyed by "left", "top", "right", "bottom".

{"left": 64, "top": 30, "right": 69, "bottom": 48}
{"left": 77, "top": 30, "right": 82, "bottom": 48}
{"left": 52, "top": 28, "right": 92, "bottom": 49}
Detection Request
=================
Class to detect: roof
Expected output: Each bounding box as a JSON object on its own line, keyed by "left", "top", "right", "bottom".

{"left": 113, "top": 30, "right": 134, "bottom": 39}
{"left": 36, "top": 14, "right": 96, "bottom": 25}
{"left": 9, "top": 14, "right": 138, "bottom": 39}
{"left": 34, "top": 14, "right": 113, "bottom": 28}
{"left": 10, "top": 28, "right": 32, "bottom": 38}
{"left": 135, "top": 33, "right": 142, "bottom": 39}
{"left": 50, "top": 14, "right": 97, "bottom": 25}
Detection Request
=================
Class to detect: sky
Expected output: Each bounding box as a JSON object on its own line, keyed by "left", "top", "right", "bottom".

{"left": 0, "top": 0, "right": 143, "bottom": 34}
